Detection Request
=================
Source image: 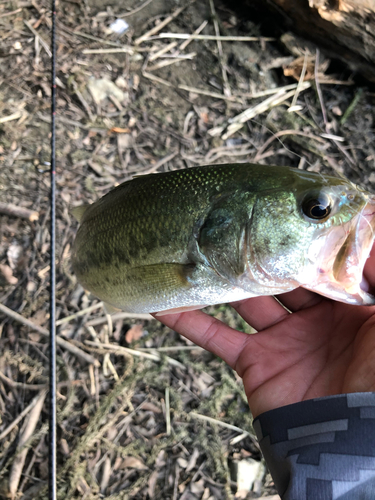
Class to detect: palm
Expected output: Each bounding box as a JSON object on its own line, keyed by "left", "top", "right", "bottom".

{"left": 156, "top": 250, "right": 375, "bottom": 418}
{"left": 233, "top": 294, "right": 375, "bottom": 416}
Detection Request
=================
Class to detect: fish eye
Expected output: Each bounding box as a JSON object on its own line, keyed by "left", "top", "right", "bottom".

{"left": 302, "top": 192, "right": 331, "bottom": 220}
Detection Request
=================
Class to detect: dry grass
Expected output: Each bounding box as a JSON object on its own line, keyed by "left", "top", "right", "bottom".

{"left": 1, "top": 0, "right": 375, "bottom": 498}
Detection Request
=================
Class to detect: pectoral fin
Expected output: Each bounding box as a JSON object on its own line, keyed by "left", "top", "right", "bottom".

{"left": 199, "top": 207, "right": 247, "bottom": 281}
{"left": 103, "top": 302, "right": 122, "bottom": 315}
{"left": 129, "top": 262, "right": 195, "bottom": 293}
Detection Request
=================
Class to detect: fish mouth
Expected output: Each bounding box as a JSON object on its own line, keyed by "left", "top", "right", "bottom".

{"left": 303, "top": 198, "right": 375, "bottom": 305}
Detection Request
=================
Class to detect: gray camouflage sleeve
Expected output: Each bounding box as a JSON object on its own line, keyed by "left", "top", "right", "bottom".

{"left": 253, "top": 392, "right": 375, "bottom": 500}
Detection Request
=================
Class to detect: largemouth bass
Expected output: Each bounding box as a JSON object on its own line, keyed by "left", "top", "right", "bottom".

{"left": 72, "top": 164, "right": 375, "bottom": 314}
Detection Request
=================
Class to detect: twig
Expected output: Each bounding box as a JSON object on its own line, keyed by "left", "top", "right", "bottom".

{"left": 147, "top": 53, "right": 196, "bottom": 72}
{"left": 86, "top": 311, "right": 153, "bottom": 327}
{"left": 0, "top": 111, "right": 22, "bottom": 124}
{"left": 209, "top": 0, "right": 230, "bottom": 97}
{"left": 24, "top": 20, "right": 52, "bottom": 57}
{"left": 229, "top": 432, "right": 250, "bottom": 446}
{"left": 205, "top": 144, "right": 255, "bottom": 161}
{"left": 159, "top": 33, "right": 276, "bottom": 42}
{"left": 178, "top": 84, "right": 242, "bottom": 102}
{"left": 180, "top": 82, "right": 308, "bottom": 102}
{"left": 71, "top": 79, "right": 95, "bottom": 121}
{"left": 173, "top": 463, "right": 180, "bottom": 500}
{"left": 318, "top": 78, "right": 354, "bottom": 86}
{"left": 84, "top": 340, "right": 186, "bottom": 369}
{"left": 190, "top": 412, "right": 249, "bottom": 434}
{"left": 0, "top": 371, "right": 46, "bottom": 391}
{"left": 165, "top": 387, "right": 171, "bottom": 435}
{"left": 105, "top": 314, "right": 113, "bottom": 335}
{"left": 142, "top": 71, "right": 173, "bottom": 87}
{"left": 9, "top": 390, "right": 47, "bottom": 498}
{"left": 320, "top": 133, "right": 344, "bottom": 142}
{"left": 0, "top": 303, "right": 100, "bottom": 366}
{"left": 0, "top": 202, "right": 39, "bottom": 221}
{"left": 62, "top": 27, "right": 123, "bottom": 48}
{"left": 149, "top": 41, "right": 178, "bottom": 62}
{"left": 56, "top": 302, "right": 104, "bottom": 326}
{"left": 143, "top": 73, "right": 242, "bottom": 102}
{"left": 135, "top": 2, "right": 194, "bottom": 45}
{"left": 178, "top": 20, "right": 208, "bottom": 51}
{"left": 189, "top": 412, "right": 259, "bottom": 448}
{"left": 119, "top": 0, "right": 154, "bottom": 17}
{"left": 315, "top": 49, "right": 328, "bottom": 131}
{"left": 38, "top": 112, "right": 94, "bottom": 130}
{"left": 0, "top": 393, "right": 40, "bottom": 441}
{"left": 333, "top": 139, "right": 358, "bottom": 168}
{"left": 82, "top": 47, "right": 134, "bottom": 55}
{"left": 89, "top": 363, "right": 96, "bottom": 396}
{"left": 102, "top": 316, "right": 119, "bottom": 381}
{"left": 0, "top": 7, "right": 22, "bottom": 17}
{"left": 149, "top": 22, "right": 207, "bottom": 65}
{"left": 18, "top": 438, "right": 44, "bottom": 493}
{"left": 209, "top": 82, "right": 311, "bottom": 139}
{"left": 137, "top": 151, "right": 179, "bottom": 175}
{"left": 288, "top": 52, "right": 308, "bottom": 112}
{"left": 253, "top": 129, "right": 326, "bottom": 163}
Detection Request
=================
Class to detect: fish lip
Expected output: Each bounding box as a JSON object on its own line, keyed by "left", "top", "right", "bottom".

{"left": 337, "top": 198, "right": 375, "bottom": 304}
{"left": 357, "top": 200, "right": 375, "bottom": 301}
{"left": 303, "top": 197, "right": 375, "bottom": 305}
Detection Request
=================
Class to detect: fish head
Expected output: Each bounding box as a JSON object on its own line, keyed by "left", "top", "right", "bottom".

{"left": 247, "top": 170, "right": 375, "bottom": 305}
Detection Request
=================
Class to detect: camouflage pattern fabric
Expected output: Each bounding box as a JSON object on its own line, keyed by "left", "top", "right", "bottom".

{"left": 254, "top": 392, "right": 375, "bottom": 500}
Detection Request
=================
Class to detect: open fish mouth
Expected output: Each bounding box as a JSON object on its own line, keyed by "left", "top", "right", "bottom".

{"left": 303, "top": 198, "right": 375, "bottom": 305}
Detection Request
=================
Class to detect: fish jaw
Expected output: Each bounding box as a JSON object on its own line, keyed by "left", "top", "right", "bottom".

{"left": 301, "top": 198, "right": 375, "bottom": 305}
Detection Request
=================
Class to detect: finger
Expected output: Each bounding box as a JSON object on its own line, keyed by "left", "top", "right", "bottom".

{"left": 153, "top": 309, "right": 248, "bottom": 369}
{"left": 276, "top": 287, "right": 324, "bottom": 312}
{"left": 230, "top": 296, "right": 289, "bottom": 331}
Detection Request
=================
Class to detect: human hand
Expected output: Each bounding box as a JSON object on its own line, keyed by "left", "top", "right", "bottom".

{"left": 155, "top": 246, "right": 375, "bottom": 418}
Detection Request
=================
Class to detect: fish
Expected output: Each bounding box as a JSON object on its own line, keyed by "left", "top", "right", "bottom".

{"left": 71, "top": 163, "right": 375, "bottom": 314}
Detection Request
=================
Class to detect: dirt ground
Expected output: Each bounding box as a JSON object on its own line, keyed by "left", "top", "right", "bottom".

{"left": 0, "top": 0, "right": 375, "bottom": 498}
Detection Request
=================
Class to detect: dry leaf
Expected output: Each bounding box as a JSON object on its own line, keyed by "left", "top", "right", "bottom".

{"left": 177, "top": 457, "right": 188, "bottom": 468}
{"left": 6, "top": 324, "right": 16, "bottom": 345}
{"left": 202, "top": 488, "right": 211, "bottom": 500}
{"left": 125, "top": 324, "right": 144, "bottom": 343}
{"left": 32, "top": 309, "right": 47, "bottom": 326}
{"left": 28, "top": 332, "right": 41, "bottom": 342}
{"left": 76, "top": 476, "right": 91, "bottom": 496}
{"left": 60, "top": 438, "right": 70, "bottom": 456}
{"left": 0, "top": 264, "right": 18, "bottom": 284}
{"left": 190, "top": 479, "right": 205, "bottom": 495}
{"left": 7, "top": 242, "right": 22, "bottom": 270}
{"left": 110, "top": 127, "right": 131, "bottom": 134}
{"left": 117, "top": 133, "right": 133, "bottom": 149}
{"left": 283, "top": 55, "right": 330, "bottom": 81}
{"left": 186, "top": 447, "right": 200, "bottom": 473}
{"left": 121, "top": 456, "right": 148, "bottom": 470}
{"left": 87, "top": 77, "right": 126, "bottom": 104}
{"left": 155, "top": 450, "right": 166, "bottom": 467}
{"left": 100, "top": 457, "right": 112, "bottom": 494}
{"left": 148, "top": 470, "right": 158, "bottom": 498}
{"left": 141, "top": 401, "right": 162, "bottom": 413}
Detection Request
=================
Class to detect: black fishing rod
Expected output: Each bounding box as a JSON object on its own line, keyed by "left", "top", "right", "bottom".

{"left": 49, "top": 0, "right": 57, "bottom": 497}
